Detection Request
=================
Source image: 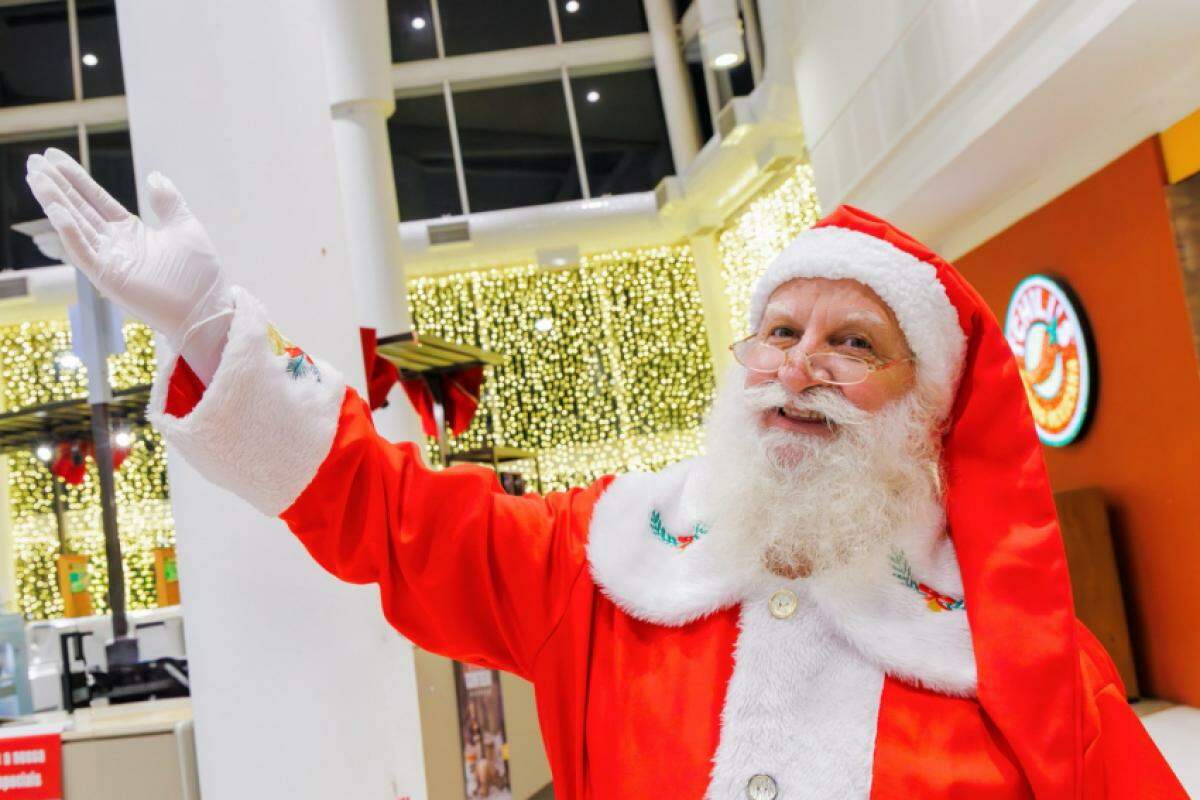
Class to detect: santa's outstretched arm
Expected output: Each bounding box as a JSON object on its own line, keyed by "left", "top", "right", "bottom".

{"left": 26, "top": 150, "right": 596, "bottom": 679}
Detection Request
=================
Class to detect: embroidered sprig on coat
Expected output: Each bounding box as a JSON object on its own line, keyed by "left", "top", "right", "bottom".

{"left": 267, "top": 324, "right": 321, "bottom": 382}
{"left": 890, "top": 548, "right": 965, "bottom": 612}
{"left": 649, "top": 509, "right": 708, "bottom": 550}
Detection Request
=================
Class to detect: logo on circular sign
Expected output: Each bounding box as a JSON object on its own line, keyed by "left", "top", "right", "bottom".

{"left": 1004, "top": 275, "right": 1093, "bottom": 447}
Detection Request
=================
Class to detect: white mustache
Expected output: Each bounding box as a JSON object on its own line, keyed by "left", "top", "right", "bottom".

{"left": 741, "top": 381, "right": 871, "bottom": 427}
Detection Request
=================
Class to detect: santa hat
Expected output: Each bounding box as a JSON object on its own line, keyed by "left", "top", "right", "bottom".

{"left": 751, "top": 206, "right": 1082, "bottom": 798}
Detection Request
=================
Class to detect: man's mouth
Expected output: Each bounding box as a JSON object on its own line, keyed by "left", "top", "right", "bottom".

{"left": 777, "top": 406, "right": 829, "bottom": 423}
{"left": 766, "top": 405, "right": 837, "bottom": 436}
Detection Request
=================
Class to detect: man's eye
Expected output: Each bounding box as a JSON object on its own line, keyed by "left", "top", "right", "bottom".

{"left": 842, "top": 336, "right": 873, "bottom": 351}
{"left": 768, "top": 326, "right": 798, "bottom": 338}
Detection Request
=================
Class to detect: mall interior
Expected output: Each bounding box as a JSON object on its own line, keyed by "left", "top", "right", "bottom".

{"left": 0, "top": 0, "right": 1197, "bottom": 797}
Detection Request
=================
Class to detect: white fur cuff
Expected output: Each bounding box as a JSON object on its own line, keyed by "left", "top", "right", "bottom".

{"left": 148, "top": 286, "right": 346, "bottom": 517}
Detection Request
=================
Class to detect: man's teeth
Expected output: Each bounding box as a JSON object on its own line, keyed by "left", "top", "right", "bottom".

{"left": 778, "top": 407, "right": 828, "bottom": 423}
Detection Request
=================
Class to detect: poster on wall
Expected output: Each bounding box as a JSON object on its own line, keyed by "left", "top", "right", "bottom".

{"left": 454, "top": 662, "right": 512, "bottom": 800}
{"left": 1003, "top": 274, "right": 1095, "bottom": 446}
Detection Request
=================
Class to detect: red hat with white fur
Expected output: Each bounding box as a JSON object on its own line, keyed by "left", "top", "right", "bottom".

{"left": 750, "top": 205, "right": 1083, "bottom": 797}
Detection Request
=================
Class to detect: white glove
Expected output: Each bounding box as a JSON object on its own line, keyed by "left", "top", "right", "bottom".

{"left": 25, "top": 148, "right": 233, "bottom": 384}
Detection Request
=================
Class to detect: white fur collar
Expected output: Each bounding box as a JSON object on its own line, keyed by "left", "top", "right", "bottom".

{"left": 587, "top": 456, "right": 978, "bottom": 696}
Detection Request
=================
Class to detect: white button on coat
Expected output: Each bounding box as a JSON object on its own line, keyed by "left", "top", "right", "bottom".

{"left": 747, "top": 773, "right": 778, "bottom": 799}
{"left": 768, "top": 588, "right": 798, "bottom": 619}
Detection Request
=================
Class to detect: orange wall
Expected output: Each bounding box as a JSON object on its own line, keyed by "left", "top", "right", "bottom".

{"left": 956, "top": 138, "right": 1200, "bottom": 705}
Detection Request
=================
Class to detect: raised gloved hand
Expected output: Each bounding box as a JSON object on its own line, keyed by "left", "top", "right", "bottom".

{"left": 25, "top": 148, "right": 233, "bottom": 384}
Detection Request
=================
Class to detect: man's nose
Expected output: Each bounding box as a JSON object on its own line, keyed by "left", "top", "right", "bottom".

{"left": 776, "top": 350, "right": 823, "bottom": 394}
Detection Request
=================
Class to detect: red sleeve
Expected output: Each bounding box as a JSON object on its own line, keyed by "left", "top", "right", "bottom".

{"left": 164, "top": 358, "right": 207, "bottom": 418}
{"left": 1077, "top": 622, "right": 1189, "bottom": 798}
{"left": 277, "top": 390, "right": 608, "bottom": 678}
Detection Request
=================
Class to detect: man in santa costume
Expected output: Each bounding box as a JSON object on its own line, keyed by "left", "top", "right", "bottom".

{"left": 26, "top": 149, "right": 1186, "bottom": 799}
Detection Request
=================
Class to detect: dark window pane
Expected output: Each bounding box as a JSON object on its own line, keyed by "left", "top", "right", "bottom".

{"left": 387, "top": 0, "right": 438, "bottom": 63}
{"left": 388, "top": 93, "right": 463, "bottom": 220}
{"left": 685, "top": 60, "right": 715, "bottom": 144}
{"left": 570, "top": 69, "right": 673, "bottom": 196}
{"left": 438, "top": 0, "right": 553, "bottom": 57}
{"left": 0, "top": 133, "right": 79, "bottom": 270}
{"left": 87, "top": 128, "right": 137, "bottom": 215}
{"left": 453, "top": 81, "right": 581, "bottom": 213}
{"left": 76, "top": 0, "right": 124, "bottom": 97}
{"left": 558, "top": 0, "right": 646, "bottom": 42}
{"left": 0, "top": 2, "right": 72, "bottom": 108}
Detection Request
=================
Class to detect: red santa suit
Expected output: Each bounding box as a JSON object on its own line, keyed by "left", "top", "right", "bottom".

{"left": 150, "top": 205, "right": 1186, "bottom": 799}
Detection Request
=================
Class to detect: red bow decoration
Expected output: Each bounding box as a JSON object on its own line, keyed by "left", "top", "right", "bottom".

{"left": 359, "top": 327, "right": 484, "bottom": 438}
{"left": 50, "top": 438, "right": 130, "bottom": 485}
{"left": 358, "top": 328, "right": 402, "bottom": 411}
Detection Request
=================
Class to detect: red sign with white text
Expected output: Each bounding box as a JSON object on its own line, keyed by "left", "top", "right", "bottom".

{"left": 0, "top": 734, "right": 62, "bottom": 799}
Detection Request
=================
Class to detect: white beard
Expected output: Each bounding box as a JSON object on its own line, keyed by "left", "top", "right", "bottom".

{"left": 699, "top": 366, "right": 944, "bottom": 578}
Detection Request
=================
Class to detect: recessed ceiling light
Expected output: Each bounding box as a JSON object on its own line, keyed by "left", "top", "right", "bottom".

{"left": 713, "top": 52, "right": 740, "bottom": 68}
{"left": 81, "top": 53, "right": 99, "bottom": 67}
{"left": 565, "top": 0, "right": 580, "bottom": 12}
{"left": 411, "top": 16, "right": 427, "bottom": 30}
{"left": 534, "top": 317, "right": 554, "bottom": 333}
{"left": 586, "top": 90, "right": 600, "bottom": 103}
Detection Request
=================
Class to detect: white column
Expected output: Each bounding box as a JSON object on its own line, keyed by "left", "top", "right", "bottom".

{"left": 689, "top": 232, "right": 735, "bottom": 377}
{"left": 643, "top": 0, "right": 704, "bottom": 171}
{"left": 313, "top": 0, "right": 423, "bottom": 444}
{"left": 114, "top": 2, "right": 426, "bottom": 798}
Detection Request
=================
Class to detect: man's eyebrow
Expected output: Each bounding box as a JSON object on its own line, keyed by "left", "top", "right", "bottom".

{"left": 835, "top": 310, "right": 891, "bottom": 333}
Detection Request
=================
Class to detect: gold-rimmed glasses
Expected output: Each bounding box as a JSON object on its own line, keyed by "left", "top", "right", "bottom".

{"left": 729, "top": 335, "right": 914, "bottom": 386}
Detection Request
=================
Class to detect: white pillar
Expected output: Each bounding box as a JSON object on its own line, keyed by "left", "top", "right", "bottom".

{"left": 313, "top": 0, "right": 423, "bottom": 443}
{"left": 643, "top": 0, "right": 704, "bottom": 171}
{"left": 689, "top": 232, "right": 735, "bottom": 377}
{"left": 114, "top": 2, "right": 427, "bottom": 798}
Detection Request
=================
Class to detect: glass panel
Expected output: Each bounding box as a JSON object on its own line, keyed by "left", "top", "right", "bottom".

{"left": 387, "top": 0, "right": 438, "bottom": 63}
{"left": 0, "top": 133, "right": 80, "bottom": 270}
{"left": 388, "top": 92, "right": 463, "bottom": 220}
{"left": 76, "top": 0, "right": 124, "bottom": 98}
{"left": 570, "top": 69, "right": 673, "bottom": 196}
{"left": 0, "top": 2, "right": 72, "bottom": 108}
{"left": 87, "top": 128, "right": 137, "bottom": 215}
{"left": 452, "top": 80, "right": 581, "bottom": 213}
{"left": 438, "top": 0, "right": 553, "bottom": 57}
{"left": 557, "top": 0, "right": 646, "bottom": 42}
{"left": 685, "top": 59, "right": 715, "bottom": 144}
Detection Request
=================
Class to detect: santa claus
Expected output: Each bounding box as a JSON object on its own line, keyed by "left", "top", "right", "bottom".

{"left": 26, "top": 149, "right": 1186, "bottom": 798}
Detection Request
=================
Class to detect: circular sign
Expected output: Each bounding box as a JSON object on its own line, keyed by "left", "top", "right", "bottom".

{"left": 1003, "top": 275, "right": 1093, "bottom": 447}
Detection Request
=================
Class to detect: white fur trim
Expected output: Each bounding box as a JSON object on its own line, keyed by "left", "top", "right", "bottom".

{"left": 587, "top": 456, "right": 977, "bottom": 694}
{"left": 747, "top": 226, "right": 967, "bottom": 415}
{"left": 587, "top": 458, "right": 750, "bottom": 626}
{"left": 148, "top": 286, "right": 346, "bottom": 517}
{"left": 706, "top": 590, "right": 883, "bottom": 799}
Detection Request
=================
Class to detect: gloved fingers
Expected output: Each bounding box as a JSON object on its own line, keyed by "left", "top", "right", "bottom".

{"left": 43, "top": 203, "right": 101, "bottom": 275}
{"left": 26, "top": 171, "right": 104, "bottom": 251}
{"left": 26, "top": 154, "right": 109, "bottom": 235}
{"left": 44, "top": 147, "right": 132, "bottom": 223}
{"left": 146, "top": 171, "right": 190, "bottom": 224}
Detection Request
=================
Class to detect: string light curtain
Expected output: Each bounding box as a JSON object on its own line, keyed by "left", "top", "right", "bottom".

{"left": 718, "top": 163, "right": 822, "bottom": 339}
{"left": 408, "top": 244, "right": 715, "bottom": 490}
{"left": 0, "top": 320, "right": 172, "bottom": 619}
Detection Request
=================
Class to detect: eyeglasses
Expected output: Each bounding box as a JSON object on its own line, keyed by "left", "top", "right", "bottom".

{"left": 729, "top": 334, "right": 914, "bottom": 386}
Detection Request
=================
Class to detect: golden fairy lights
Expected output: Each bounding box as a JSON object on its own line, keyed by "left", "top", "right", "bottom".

{"left": 0, "top": 320, "right": 173, "bottom": 619}
{"left": 718, "top": 163, "right": 822, "bottom": 338}
{"left": 408, "top": 244, "right": 716, "bottom": 490}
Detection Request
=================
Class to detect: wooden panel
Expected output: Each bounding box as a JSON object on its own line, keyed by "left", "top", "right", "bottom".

{"left": 1054, "top": 487, "right": 1139, "bottom": 698}
{"left": 63, "top": 732, "right": 185, "bottom": 800}
{"left": 1167, "top": 171, "right": 1200, "bottom": 365}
